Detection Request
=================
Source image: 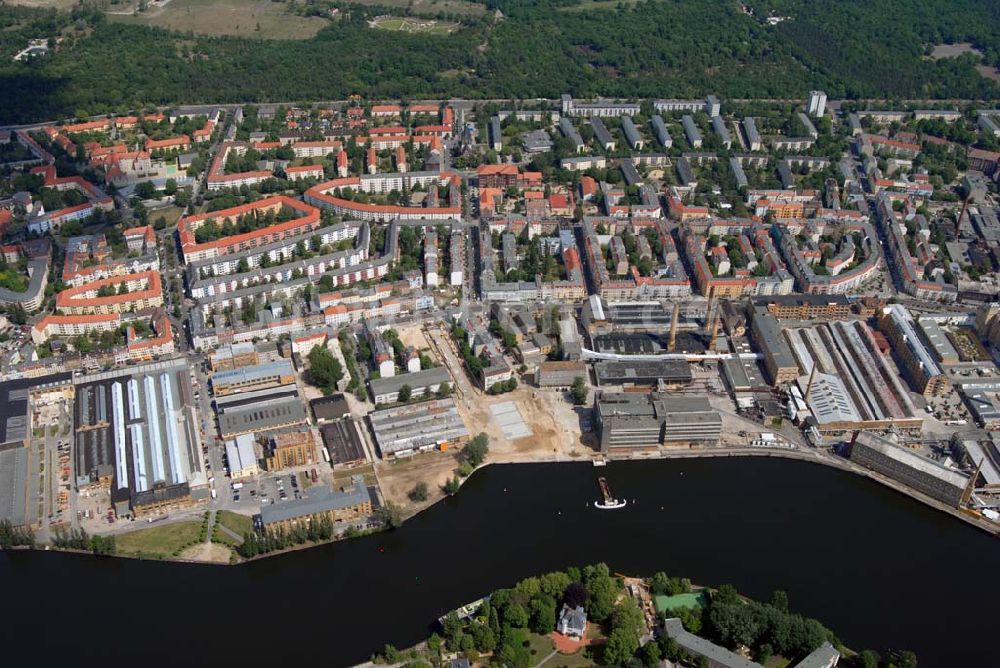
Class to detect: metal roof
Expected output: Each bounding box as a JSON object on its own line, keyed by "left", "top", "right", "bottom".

{"left": 259, "top": 475, "right": 370, "bottom": 525}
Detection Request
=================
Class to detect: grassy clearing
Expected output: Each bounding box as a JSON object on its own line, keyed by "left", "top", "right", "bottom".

{"left": 353, "top": 0, "right": 484, "bottom": 17}
{"left": 217, "top": 510, "right": 253, "bottom": 535}
{"left": 115, "top": 520, "right": 204, "bottom": 559}
{"left": 371, "top": 15, "right": 460, "bottom": 34}
{"left": 148, "top": 205, "right": 185, "bottom": 228}
{"left": 559, "top": 0, "right": 639, "bottom": 11}
{"left": 109, "top": 0, "right": 329, "bottom": 40}
{"left": 212, "top": 510, "right": 252, "bottom": 546}
{"left": 5, "top": 0, "right": 81, "bottom": 9}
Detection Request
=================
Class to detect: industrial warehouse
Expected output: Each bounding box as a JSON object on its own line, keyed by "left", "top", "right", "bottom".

{"left": 368, "top": 398, "right": 470, "bottom": 459}
{"left": 769, "top": 319, "right": 924, "bottom": 434}
{"left": 595, "top": 393, "right": 722, "bottom": 452}
{"left": 74, "top": 360, "right": 207, "bottom": 517}
{"left": 215, "top": 385, "right": 308, "bottom": 437}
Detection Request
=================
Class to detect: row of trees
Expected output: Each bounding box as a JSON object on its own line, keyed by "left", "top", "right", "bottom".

{"left": 388, "top": 563, "right": 633, "bottom": 668}
{"left": 0, "top": 519, "right": 35, "bottom": 549}
{"left": 236, "top": 513, "right": 336, "bottom": 558}
{"left": 51, "top": 526, "right": 115, "bottom": 555}
{"left": 6, "top": 0, "right": 1000, "bottom": 124}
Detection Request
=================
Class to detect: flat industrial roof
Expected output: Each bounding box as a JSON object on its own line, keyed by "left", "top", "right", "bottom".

{"left": 0, "top": 372, "right": 71, "bottom": 445}
{"left": 320, "top": 420, "right": 366, "bottom": 465}
{"left": 855, "top": 432, "right": 968, "bottom": 489}
{"left": 0, "top": 445, "right": 28, "bottom": 526}
{"left": 259, "top": 476, "right": 370, "bottom": 525}
{"left": 368, "top": 367, "right": 451, "bottom": 396}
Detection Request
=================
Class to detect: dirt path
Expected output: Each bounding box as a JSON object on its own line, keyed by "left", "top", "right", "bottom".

{"left": 178, "top": 542, "right": 232, "bottom": 563}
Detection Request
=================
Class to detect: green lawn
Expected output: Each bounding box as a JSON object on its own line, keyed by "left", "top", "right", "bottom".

{"left": 212, "top": 510, "right": 252, "bottom": 546}
{"left": 371, "top": 16, "right": 460, "bottom": 34}
{"left": 115, "top": 520, "right": 203, "bottom": 559}
{"left": 559, "top": 0, "right": 639, "bottom": 11}
{"left": 0, "top": 268, "right": 28, "bottom": 294}
{"left": 526, "top": 632, "right": 554, "bottom": 659}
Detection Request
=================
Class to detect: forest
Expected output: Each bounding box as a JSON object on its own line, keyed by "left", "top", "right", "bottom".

{"left": 1, "top": 0, "right": 1000, "bottom": 123}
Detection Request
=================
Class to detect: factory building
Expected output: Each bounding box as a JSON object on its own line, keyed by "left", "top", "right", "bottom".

{"left": 784, "top": 320, "right": 922, "bottom": 433}
{"left": 369, "top": 398, "right": 470, "bottom": 459}
{"left": 368, "top": 366, "right": 452, "bottom": 405}
{"left": 755, "top": 295, "right": 852, "bottom": 320}
{"left": 878, "top": 305, "right": 950, "bottom": 397}
{"left": 208, "top": 341, "right": 259, "bottom": 371}
{"left": 258, "top": 475, "right": 372, "bottom": 531}
{"left": 749, "top": 306, "right": 799, "bottom": 386}
{"left": 210, "top": 359, "right": 296, "bottom": 396}
{"left": 849, "top": 431, "right": 968, "bottom": 508}
{"left": 74, "top": 361, "right": 206, "bottom": 517}
{"left": 593, "top": 360, "right": 693, "bottom": 387}
{"left": 225, "top": 433, "right": 260, "bottom": 480}
{"left": 536, "top": 361, "right": 588, "bottom": 389}
{"left": 595, "top": 393, "right": 722, "bottom": 452}
{"left": 215, "top": 385, "right": 308, "bottom": 438}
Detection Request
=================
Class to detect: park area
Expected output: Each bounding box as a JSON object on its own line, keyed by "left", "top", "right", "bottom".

{"left": 114, "top": 518, "right": 205, "bottom": 559}
{"left": 108, "top": 0, "right": 330, "bottom": 40}
{"left": 370, "top": 15, "right": 460, "bottom": 35}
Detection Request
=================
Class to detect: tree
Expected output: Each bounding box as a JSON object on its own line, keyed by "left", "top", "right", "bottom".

{"left": 650, "top": 572, "right": 670, "bottom": 595}
{"left": 529, "top": 595, "right": 557, "bottom": 634}
{"left": 503, "top": 601, "right": 529, "bottom": 628}
{"left": 462, "top": 432, "right": 489, "bottom": 467}
{"left": 164, "top": 178, "right": 178, "bottom": 196}
{"left": 564, "top": 581, "right": 588, "bottom": 609}
{"left": 443, "top": 476, "right": 461, "bottom": 494}
{"left": 408, "top": 482, "right": 428, "bottom": 502}
{"left": 435, "top": 381, "right": 452, "bottom": 398}
{"left": 570, "top": 376, "right": 587, "bottom": 405}
{"left": 858, "top": 650, "right": 881, "bottom": 668}
{"left": 375, "top": 503, "right": 403, "bottom": 529}
{"left": 603, "top": 626, "right": 640, "bottom": 667}
{"left": 307, "top": 345, "right": 343, "bottom": 394}
{"left": 583, "top": 563, "right": 618, "bottom": 622}
{"left": 397, "top": 384, "right": 412, "bottom": 403}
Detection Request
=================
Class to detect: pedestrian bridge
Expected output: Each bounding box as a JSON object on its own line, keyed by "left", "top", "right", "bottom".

{"left": 581, "top": 348, "right": 763, "bottom": 362}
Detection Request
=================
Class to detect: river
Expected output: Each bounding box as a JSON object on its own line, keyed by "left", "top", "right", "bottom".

{"left": 1, "top": 458, "right": 996, "bottom": 667}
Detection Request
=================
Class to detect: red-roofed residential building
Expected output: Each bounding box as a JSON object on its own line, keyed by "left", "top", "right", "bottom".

{"left": 370, "top": 126, "right": 407, "bottom": 138}
{"left": 367, "top": 146, "right": 377, "bottom": 174}
{"left": 177, "top": 196, "right": 321, "bottom": 262}
{"left": 371, "top": 105, "right": 402, "bottom": 118}
{"left": 55, "top": 271, "right": 163, "bottom": 315}
{"left": 114, "top": 116, "right": 139, "bottom": 130}
{"left": 145, "top": 135, "right": 191, "bottom": 152}
{"left": 123, "top": 226, "right": 155, "bottom": 253}
{"left": 408, "top": 104, "right": 439, "bottom": 115}
{"left": 62, "top": 119, "right": 111, "bottom": 134}
{"left": 414, "top": 124, "right": 453, "bottom": 139}
{"left": 285, "top": 164, "right": 325, "bottom": 181}
{"left": 395, "top": 145, "right": 408, "bottom": 173}
{"left": 337, "top": 150, "right": 349, "bottom": 177}
{"left": 478, "top": 163, "right": 519, "bottom": 189}
{"left": 31, "top": 313, "right": 121, "bottom": 344}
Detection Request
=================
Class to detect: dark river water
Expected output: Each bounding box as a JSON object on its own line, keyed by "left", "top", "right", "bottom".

{"left": 1, "top": 458, "right": 996, "bottom": 667}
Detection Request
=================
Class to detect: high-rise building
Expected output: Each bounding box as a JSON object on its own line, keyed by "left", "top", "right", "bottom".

{"left": 807, "top": 90, "right": 827, "bottom": 118}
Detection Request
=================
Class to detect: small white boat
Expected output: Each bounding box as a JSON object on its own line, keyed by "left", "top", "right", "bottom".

{"left": 594, "top": 477, "right": 627, "bottom": 510}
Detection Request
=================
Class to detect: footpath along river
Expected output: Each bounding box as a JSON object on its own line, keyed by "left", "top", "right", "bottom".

{"left": 1, "top": 458, "right": 998, "bottom": 667}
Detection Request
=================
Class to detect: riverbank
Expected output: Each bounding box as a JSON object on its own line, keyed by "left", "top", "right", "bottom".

{"left": 362, "top": 565, "right": 871, "bottom": 668}
{"left": 13, "top": 443, "right": 998, "bottom": 565}
{"left": 2, "top": 457, "right": 996, "bottom": 667}
{"left": 396, "top": 444, "right": 1000, "bottom": 539}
